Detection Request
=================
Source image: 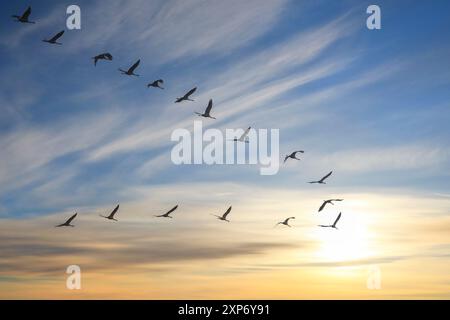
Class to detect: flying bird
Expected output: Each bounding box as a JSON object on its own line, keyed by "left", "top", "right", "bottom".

{"left": 42, "top": 30, "right": 64, "bottom": 45}
{"left": 318, "top": 199, "right": 344, "bottom": 212}
{"left": 175, "top": 87, "right": 196, "bottom": 103}
{"left": 195, "top": 99, "right": 216, "bottom": 119}
{"left": 284, "top": 150, "right": 304, "bottom": 163}
{"left": 100, "top": 204, "right": 120, "bottom": 221}
{"left": 155, "top": 205, "right": 178, "bottom": 218}
{"left": 319, "top": 212, "right": 342, "bottom": 229}
{"left": 275, "top": 216, "right": 295, "bottom": 227}
{"left": 92, "top": 53, "right": 113, "bottom": 66}
{"left": 147, "top": 79, "right": 164, "bottom": 89}
{"left": 231, "top": 127, "right": 251, "bottom": 143}
{"left": 55, "top": 213, "right": 77, "bottom": 227}
{"left": 211, "top": 206, "right": 232, "bottom": 222}
{"left": 119, "top": 59, "right": 140, "bottom": 76}
{"left": 308, "top": 171, "right": 333, "bottom": 184}
{"left": 12, "top": 6, "right": 35, "bottom": 24}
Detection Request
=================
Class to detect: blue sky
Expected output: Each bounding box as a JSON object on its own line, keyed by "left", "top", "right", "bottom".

{"left": 2, "top": 0, "right": 449, "bottom": 217}
{"left": 0, "top": 0, "right": 449, "bottom": 299}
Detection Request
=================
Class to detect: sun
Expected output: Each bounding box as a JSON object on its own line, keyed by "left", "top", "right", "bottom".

{"left": 315, "top": 211, "right": 371, "bottom": 262}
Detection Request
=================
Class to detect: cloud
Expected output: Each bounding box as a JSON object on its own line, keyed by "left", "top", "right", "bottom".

{"left": 66, "top": 0, "right": 287, "bottom": 62}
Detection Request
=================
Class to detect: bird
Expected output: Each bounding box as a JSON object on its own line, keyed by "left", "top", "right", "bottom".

{"left": 284, "top": 150, "right": 304, "bottom": 163}
{"left": 319, "top": 212, "right": 342, "bottom": 229}
{"left": 155, "top": 205, "right": 178, "bottom": 218}
{"left": 175, "top": 87, "right": 196, "bottom": 103}
{"left": 42, "top": 30, "right": 64, "bottom": 45}
{"left": 92, "top": 53, "right": 113, "bottom": 66}
{"left": 318, "top": 199, "right": 344, "bottom": 212}
{"left": 147, "top": 79, "right": 164, "bottom": 89}
{"left": 100, "top": 204, "right": 120, "bottom": 221}
{"left": 55, "top": 213, "right": 77, "bottom": 227}
{"left": 211, "top": 206, "right": 232, "bottom": 222}
{"left": 119, "top": 59, "right": 140, "bottom": 76}
{"left": 231, "top": 127, "right": 251, "bottom": 143}
{"left": 12, "top": 6, "right": 35, "bottom": 24}
{"left": 308, "top": 171, "right": 333, "bottom": 184}
{"left": 275, "top": 217, "right": 295, "bottom": 227}
{"left": 195, "top": 99, "right": 216, "bottom": 119}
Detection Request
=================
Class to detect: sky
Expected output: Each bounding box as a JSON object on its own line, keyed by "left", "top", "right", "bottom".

{"left": 0, "top": 0, "right": 449, "bottom": 299}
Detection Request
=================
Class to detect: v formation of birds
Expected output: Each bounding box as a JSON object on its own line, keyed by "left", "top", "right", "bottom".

{"left": 12, "top": 7, "right": 345, "bottom": 231}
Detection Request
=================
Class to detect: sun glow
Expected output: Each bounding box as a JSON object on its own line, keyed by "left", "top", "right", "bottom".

{"left": 315, "top": 211, "right": 372, "bottom": 262}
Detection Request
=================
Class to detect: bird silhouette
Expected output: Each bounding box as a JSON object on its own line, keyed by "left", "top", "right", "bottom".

{"left": 319, "top": 212, "right": 342, "bottom": 229}
{"left": 55, "top": 213, "right": 77, "bottom": 227}
{"left": 211, "top": 206, "right": 232, "bottom": 222}
{"left": 309, "top": 171, "right": 333, "bottom": 184}
{"left": 284, "top": 150, "right": 304, "bottom": 163}
{"left": 12, "top": 6, "right": 35, "bottom": 24}
{"left": 42, "top": 30, "right": 64, "bottom": 45}
{"left": 119, "top": 59, "right": 140, "bottom": 76}
{"left": 147, "top": 79, "right": 164, "bottom": 89}
{"left": 92, "top": 53, "right": 113, "bottom": 66}
{"left": 100, "top": 204, "right": 120, "bottom": 221}
{"left": 230, "top": 127, "right": 251, "bottom": 143}
{"left": 195, "top": 99, "right": 216, "bottom": 119}
{"left": 155, "top": 205, "right": 178, "bottom": 218}
{"left": 318, "top": 199, "right": 343, "bottom": 212}
{"left": 275, "top": 216, "right": 295, "bottom": 227}
{"left": 175, "top": 87, "right": 196, "bottom": 103}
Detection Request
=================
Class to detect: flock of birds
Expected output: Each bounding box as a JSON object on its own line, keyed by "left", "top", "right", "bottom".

{"left": 12, "top": 6, "right": 345, "bottom": 231}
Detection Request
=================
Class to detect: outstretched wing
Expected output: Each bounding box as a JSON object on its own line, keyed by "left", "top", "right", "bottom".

{"left": 128, "top": 59, "right": 140, "bottom": 73}
{"left": 65, "top": 213, "right": 77, "bottom": 224}
{"left": 166, "top": 205, "right": 178, "bottom": 215}
{"left": 184, "top": 87, "right": 197, "bottom": 98}
{"left": 204, "top": 99, "right": 213, "bottom": 115}
{"left": 318, "top": 201, "right": 327, "bottom": 212}
{"left": 319, "top": 171, "right": 333, "bottom": 182}
{"left": 222, "top": 206, "right": 232, "bottom": 219}
{"left": 284, "top": 155, "right": 289, "bottom": 163}
{"left": 109, "top": 204, "right": 120, "bottom": 218}
{"left": 49, "top": 30, "right": 65, "bottom": 42}
{"left": 285, "top": 216, "right": 295, "bottom": 223}
{"left": 239, "top": 127, "right": 251, "bottom": 140}
{"left": 103, "top": 53, "right": 113, "bottom": 60}
{"left": 294, "top": 150, "right": 304, "bottom": 155}
{"left": 333, "top": 212, "right": 342, "bottom": 226}
{"left": 21, "top": 6, "right": 32, "bottom": 20}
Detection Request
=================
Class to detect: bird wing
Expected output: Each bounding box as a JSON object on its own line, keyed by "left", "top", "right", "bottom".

{"left": 109, "top": 204, "right": 119, "bottom": 218}
{"left": 331, "top": 199, "right": 343, "bottom": 202}
{"left": 204, "top": 99, "right": 213, "bottom": 115}
{"left": 239, "top": 127, "right": 251, "bottom": 140}
{"left": 49, "top": 30, "right": 64, "bottom": 42}
{"left": 156, "top": 79, "right": 164, "bottom": 84}
{"left": 294, "top": 150, "right": 304, "bottom": 155}
{"left": 22, "top": 6, "right": 32, "bottom": 20}
{"left": 318, "top": 201, "right": 327, "bottom": 212}
{"left": 166, "top": 205, "right": 178, "bottom": 215}
{"left": 284, "top": 155, "right": 289, "bottom": 163}
{"left": 319, "top": 171, "right": 333, "bottom": 182}
{"left": 185, "top": 87, "right": 197, "bottom": 98}
{"left": 128, "top": 59, "right": 140, "bottom": 73}
{"left": 222, "top": 206, "right": 232, "bottom": 218}
{"left": 66, "top": 213, "right": 77, "bottom": 224}
{"left": 104, "top": 53, "right": 113, "bottom": 60}
{"left": 285, "top": 217, "right": 295, "bottom": 223}
{"left": 333, "top": 212, "right": 342, "bottom": 226}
